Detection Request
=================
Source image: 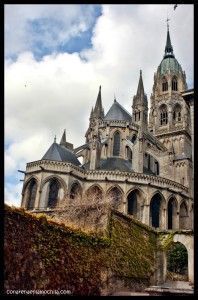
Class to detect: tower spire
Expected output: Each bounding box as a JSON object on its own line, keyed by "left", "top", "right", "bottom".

{"left": 93, "top": 85, "right": 104, "bottom": 118}
{"left": 164, "top": 19, "right": 174, "bottom": 58}
{"left": 136, "top": 70, "right": 145, "bottom": 97}
{"left": 60, "top": 129, "right": 67, "bottom": 147}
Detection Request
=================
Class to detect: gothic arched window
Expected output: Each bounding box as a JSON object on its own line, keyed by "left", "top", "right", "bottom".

{"left": 70, "top": 182, "right": 81, "bottom": 200}
{"left": 27, "top": 179, "right": 37, "bottom": 210}
{"left": 131, "top": 135, "right": 137, "bottom": 143}
{"left": 162, "top": 77, "right": 168, "bottom": 92}
{"left": 172, "top": 77, "right": 178, "bottom": 91}
{"left": 113, "top": 131, "right": 120, "bottom": 156}
{"left": 173, "top": 104, "right": 182, "bottom": 122}
{"left": 160, "top": 104, "right": 168, "bottom": 126}
{"left": 48, "top": 179, "right": 59, "bottom": 208}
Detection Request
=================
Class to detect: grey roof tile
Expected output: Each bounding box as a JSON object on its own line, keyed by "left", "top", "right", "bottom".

{"left": 104, "top": 100, "right": 131, "bottom": 122}
{"left": 42, "top": 142, "right": 81, "bottom": 166}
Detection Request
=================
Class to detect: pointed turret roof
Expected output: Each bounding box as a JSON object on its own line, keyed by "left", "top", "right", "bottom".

{"left": 93, "top": 86, "right": 104, "bottom": 118}
{"left": 42, "top": 140, "right": 80, "bottom": 166}
{"left": 104, "top": 99, "right": 131, "bottom": 121}
{"left": 133, "top": 70, "right": 148, "bottom": 108}
{"left": 136, "top": 70, "right": 145, "bottom": 97}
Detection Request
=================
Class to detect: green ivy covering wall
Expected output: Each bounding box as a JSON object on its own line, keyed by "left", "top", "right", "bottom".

{"left": 4, "top": 205, "right": 157, "bottom": 295}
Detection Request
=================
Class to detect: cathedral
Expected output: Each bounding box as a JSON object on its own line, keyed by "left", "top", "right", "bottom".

{"left": 21, "top": 25, "right": 193, "bottom": 231}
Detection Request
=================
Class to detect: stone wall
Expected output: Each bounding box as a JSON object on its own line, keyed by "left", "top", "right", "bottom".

{"left": 4, "top": 205, "right": 157, "bottom": 295}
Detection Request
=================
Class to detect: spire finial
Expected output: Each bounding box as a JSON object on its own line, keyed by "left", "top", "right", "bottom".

{"left": 166, "top": 17, "right": 170, "bottom": 31}
{"left": 54, "top": 135, "right": 56, "bottom": 143}
{"left": 114, "top": 94, "right": 116, "bottom": 102}
{"left": 164, "top": 18, "right": 174, "bottom": 58}
{"left": 140, "top": 69, "right": 142, "bottom": 76}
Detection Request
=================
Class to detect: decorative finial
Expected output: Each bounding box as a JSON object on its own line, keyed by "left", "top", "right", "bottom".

{"left": 54, "top": 135, "right": 56, "bottom": 143}
{"left": 140, "top": 69, "right": 142, "bottom": 76}
{"left": 114, "top": 94, "right": 116, "bottom": 102}
{"left": 99, "top": 85, "right": 101, "bottom": 91}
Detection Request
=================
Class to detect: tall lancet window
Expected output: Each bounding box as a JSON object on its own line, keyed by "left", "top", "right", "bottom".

{"left": 173, "top": 104, "right": 182, "bottom": 122}
{"left": 27, "top": 179, "right": 37, "bottom": 210}
{"left": 162, "top": 77, "right": 168, "bottom": 92}
{"left": 160, "top": 104, "right": 168, "bottom": 126}
{"left": 172, "top": 77, "right": 178, "bottom": 91}
{"left": 48, "top": 179, "right": 59, "bottom": 208}
{"left": 113, "top": 131, "right": 120, "bottom": 156}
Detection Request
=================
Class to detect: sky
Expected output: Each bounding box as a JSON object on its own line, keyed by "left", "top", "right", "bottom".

{"left": 5, "top": 4, "right": 194, "bottom": 207}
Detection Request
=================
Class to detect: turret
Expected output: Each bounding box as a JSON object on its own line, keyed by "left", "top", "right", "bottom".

{"left": 132, "top": 70, "right": 148, "bottom": 131}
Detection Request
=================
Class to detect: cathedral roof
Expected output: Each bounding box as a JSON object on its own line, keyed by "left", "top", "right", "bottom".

{"left": 158, "top": 57, "right": 183, "bottom": 76}
{"left": 83, "top": 157, "right": 133, "bottom": 172}
{"left": 42, "top": 142, "right": 81, "bottom": 166}
{"left": 104, "top": 100, "right": 131, "bottom": 122}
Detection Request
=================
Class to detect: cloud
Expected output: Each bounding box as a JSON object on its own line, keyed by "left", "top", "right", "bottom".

{"left": 5, "top": 4, "right": 100, "bottom": 58}
{"left": 5, "top": 4, "right": 193, "bottom": 206}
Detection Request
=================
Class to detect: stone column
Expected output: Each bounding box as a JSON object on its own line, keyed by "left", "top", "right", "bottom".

{"left": 142, "top": 204, "right": 150, "bottom": 226}
{"left": 39, "top": 181, "right": 49, "bottom": 210}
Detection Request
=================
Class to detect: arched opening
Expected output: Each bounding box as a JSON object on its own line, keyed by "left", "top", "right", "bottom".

{"left": 179, "top": 201, "right": 189, "bottom": 229}
{"left": 173, "top": 104, "right": 182, "bottom": 123}
{"left": 131, "top": 135, "right": 137, "bottom": 143}
{"left": 126, "top": 146, "right": 132, "bottom": 161}
{"left": 150, "top": 193, "right": 163, "bottom": 228}
{"left": 87, "top": 185, "right": 103, "bottom": 203}
{"left": 127, "top": 189, "right": 143, "bottom": 221}
{"left": 48, "top": 179, "right": 60, "bottom": 208}
{"left": 113, "top": 131, "right": 120, "bottom": 156}
{"left": 172, "top": 77, "right": 178, "bottom": 91}
{"left": 167, "top": 242, "right": 188, "bottom": 281}
{"left": 70, "top": 182, "right": 82, "bottom": 200}
{"left": 107, "top": 187, "right": 122, "bottom": 209}
{"left": 26, "top": 179, "right": 37, "bottom": 210}
{"left": 160, "top": 104, "right": 168, "bottom": 126}
{"left": 167, "top": 197, "right": 177, "bottom": 230}
{"left": 162, "top": 77, "right": 168, "bottom": 92}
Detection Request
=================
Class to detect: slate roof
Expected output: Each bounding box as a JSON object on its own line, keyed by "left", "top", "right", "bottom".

{"left": 42, "top": 142, "right": 81, "bottom": 166}
{"left": 83, "top": 157, "right": 133, "bottom": 172}
{"left": 104, "top": 100, "right": 131, "bottom": 122}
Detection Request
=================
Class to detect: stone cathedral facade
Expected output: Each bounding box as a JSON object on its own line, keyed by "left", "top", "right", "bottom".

{"left": 21, "top": 27, "right": 193, "bottom": 231}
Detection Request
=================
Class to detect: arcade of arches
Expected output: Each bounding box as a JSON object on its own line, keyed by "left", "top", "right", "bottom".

{"left": 24, "top": 178, "right": 192, "bottom": 231}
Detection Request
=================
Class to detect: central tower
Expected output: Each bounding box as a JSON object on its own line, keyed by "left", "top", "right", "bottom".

{"left": 148, "top": 24, "right": 192, "bottom": 191}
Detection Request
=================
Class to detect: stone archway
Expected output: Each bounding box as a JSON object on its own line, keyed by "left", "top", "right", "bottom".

{"left": 86, "top": 185, "right": 103, "bottom": 204}
{"left": 166, "top": 242, "right": 188, "bottom": 281}
{"left": 150, "top": 192, "right": 165, "bottom": 229}
{"left": 107, "top": 186, "right": 123, "bottom": 210}
{"left": 127, "top": 189, "right": 144, "bottom": 221}
{"left": 70, "top": 181, "right": 82, "bottom": 200}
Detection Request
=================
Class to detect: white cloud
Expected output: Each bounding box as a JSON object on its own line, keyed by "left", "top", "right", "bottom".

{"left": 5, "top": 4, "right": 98, "bottom": 57}
{"left": 5, "top": 4, "right": 193, "bottom": 206}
